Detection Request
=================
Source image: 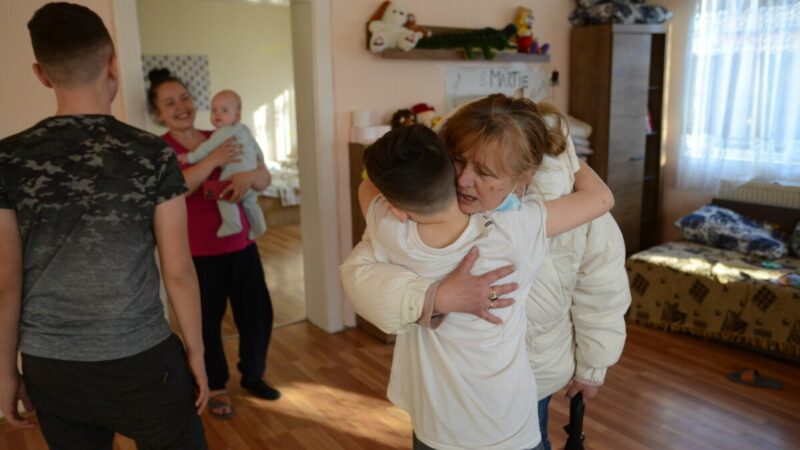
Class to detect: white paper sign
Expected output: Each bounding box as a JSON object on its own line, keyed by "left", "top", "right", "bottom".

{"left": 444, "top": 64, "right": 550, "bottom": 112}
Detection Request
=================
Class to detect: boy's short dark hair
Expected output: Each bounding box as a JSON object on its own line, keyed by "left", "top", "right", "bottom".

{"left": 28, "top": 2, "right": 114, "bottom": 87}
{"left": 364, "top": 124, "right": 456, "bottom": 215}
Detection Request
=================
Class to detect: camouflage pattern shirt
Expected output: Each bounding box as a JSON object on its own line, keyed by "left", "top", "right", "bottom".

{"left": 0, "top": 115, "right": 188, "bottom": 361}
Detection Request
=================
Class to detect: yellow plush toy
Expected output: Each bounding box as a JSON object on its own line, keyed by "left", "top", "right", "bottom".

{"left": 514, "top": 6, "right": 549, "bottom": 55}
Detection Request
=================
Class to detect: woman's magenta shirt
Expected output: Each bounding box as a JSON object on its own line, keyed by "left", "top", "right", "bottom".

{"left": 162, "top": 131, "right": 252, "bottom": 257}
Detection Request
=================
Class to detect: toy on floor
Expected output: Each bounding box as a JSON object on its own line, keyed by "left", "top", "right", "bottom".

{"left": 367, "top": 1, "right": 424, "bottom": 52}
{"left": 728, "top": 369, "right": 783, "bottom": 390}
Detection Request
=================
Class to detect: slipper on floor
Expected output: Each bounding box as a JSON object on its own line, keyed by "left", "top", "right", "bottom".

{"left": 208, "top": 395, "right": 236, "bottom": 420}
{"left": 727, "top": 369, "right": 783, "bottom": 390}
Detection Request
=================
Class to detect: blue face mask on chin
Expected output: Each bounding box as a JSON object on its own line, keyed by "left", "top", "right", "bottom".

{"left": 494, "top": 185, "right": 522, "bottom": 212}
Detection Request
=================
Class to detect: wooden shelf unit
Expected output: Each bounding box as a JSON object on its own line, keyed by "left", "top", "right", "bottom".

{"left": 569, "top": 23, "right": 667, "bottom": 254}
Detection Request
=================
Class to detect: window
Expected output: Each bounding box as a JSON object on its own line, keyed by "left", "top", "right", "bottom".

{"left": 678, "top": 0, "right": 800, "bottom": 191}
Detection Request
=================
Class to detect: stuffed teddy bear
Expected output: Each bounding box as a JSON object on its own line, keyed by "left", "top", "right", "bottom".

{"left": 368, "top": 1, "right": 424, "bottom": 52}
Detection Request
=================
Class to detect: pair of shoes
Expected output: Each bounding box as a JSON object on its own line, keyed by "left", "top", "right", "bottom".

{"left": 241, "top": 378, "right": 281, "bottom": 401}
{"left": 208, "top": 392, "right": 236, "bottom": 420}
{"left": 727, "top": 369, "right": 783, "bottom": 390}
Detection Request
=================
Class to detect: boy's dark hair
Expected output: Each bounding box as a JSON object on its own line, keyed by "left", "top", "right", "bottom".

{"left": 27, "top": 2, "right": 114, "bottom": 87}
{"left": 364, "top": 124, "right": 456, "bottom": 215}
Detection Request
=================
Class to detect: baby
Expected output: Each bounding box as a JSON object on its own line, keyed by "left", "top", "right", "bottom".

{"left": 182, "top": 90, "right": 267, "bottom": 239}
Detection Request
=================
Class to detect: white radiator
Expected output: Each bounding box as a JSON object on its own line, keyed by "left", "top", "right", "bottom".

{"left": 717, "top": 181, "right": 800, "bottom": 209}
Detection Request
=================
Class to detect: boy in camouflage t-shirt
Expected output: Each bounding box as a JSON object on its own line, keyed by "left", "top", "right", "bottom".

{"left": 0, "top": 4, "right": 209, "bottom": 448}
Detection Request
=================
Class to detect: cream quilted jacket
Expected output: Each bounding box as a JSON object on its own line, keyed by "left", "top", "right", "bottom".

{"left": 522, "top": 139, "right": 630, "bottom": 397}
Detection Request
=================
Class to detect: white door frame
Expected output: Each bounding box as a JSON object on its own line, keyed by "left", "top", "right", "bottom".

{"left": 113, "top": 0, "right": 349, "bottom": 333}
{"left": 289, "top": 0, "right": 349, "bottom": 332}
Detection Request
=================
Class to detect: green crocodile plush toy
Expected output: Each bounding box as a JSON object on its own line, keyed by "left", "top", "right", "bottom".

{"left": 415, "top": 24, "right": 518, "bottom": 60}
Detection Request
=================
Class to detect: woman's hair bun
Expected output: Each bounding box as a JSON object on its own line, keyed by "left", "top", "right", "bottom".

{"left": 148, "top": 68, "right": 172, "bottom": 85}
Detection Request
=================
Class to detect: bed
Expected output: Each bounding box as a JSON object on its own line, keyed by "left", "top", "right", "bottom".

{"left": 626, "top": 199, "right": 800, "bottom": 361}
{"left": 259, "top": 161, "right": 300, "bottom": 228}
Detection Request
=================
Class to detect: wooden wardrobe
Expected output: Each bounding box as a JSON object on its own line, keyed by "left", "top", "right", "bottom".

{"left": 569, "top": 24, "right": 667, "bottom": 254}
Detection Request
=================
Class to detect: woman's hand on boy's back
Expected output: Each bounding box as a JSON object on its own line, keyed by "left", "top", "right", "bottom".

{"left": 435, "top": 247, "right": 518, "bottom": 324}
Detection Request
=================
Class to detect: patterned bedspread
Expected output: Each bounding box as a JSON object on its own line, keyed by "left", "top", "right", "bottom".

{"left": 626, "top": 241, "right": 800, "bottom": 360}
{"left": 263, "top": 163, "right": 300, "bottom": 207}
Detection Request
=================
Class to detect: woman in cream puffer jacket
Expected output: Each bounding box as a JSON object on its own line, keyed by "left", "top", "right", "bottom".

{"left": 522, "top": 138, "right": 630, "bottom": 399}
{"left": 340, "top": 134, "right": 630, "bottom": 449}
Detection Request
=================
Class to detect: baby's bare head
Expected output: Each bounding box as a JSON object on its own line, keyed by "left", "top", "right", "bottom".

{"left": 211, "top": 90, "right": 242, "bottom": 128}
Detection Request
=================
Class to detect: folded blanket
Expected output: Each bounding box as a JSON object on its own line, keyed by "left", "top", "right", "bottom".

{"left": 572, "top": 136, "right": 591, "bottom": 148}
{"left": 567, "top": 115, "right": 593, "bottom": 139}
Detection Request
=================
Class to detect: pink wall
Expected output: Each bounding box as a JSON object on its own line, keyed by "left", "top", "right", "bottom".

{"left": 330, "top": 0, "right": 574, "bottom": 247}
{"left": 0, "top": 0, "right": 123, "bottom": 138}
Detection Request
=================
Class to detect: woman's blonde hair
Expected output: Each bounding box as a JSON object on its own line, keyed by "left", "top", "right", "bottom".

{"left": 440, "top": 94, "right": 567, "bottom": 181}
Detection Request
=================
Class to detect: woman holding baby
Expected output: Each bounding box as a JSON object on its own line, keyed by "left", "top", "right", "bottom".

{"left": 147, "top": 68, "right": 280, "bottom": 420}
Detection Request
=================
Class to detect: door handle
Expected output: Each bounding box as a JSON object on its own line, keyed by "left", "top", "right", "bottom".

{"left": 629, "top": 155, "right": 645, "bottom": 162}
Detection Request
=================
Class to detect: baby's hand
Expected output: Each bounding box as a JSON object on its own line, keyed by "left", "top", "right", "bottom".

{"left": 177, "top": 153, "right": 189, "bottom": 164}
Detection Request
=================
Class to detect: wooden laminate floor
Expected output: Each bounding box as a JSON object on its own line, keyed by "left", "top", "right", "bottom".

{"left": 257, "top": 224, "right": 305, "bottom": 327}
{"left": 3, "top": 324, "right": 799, "bottom": 449}
{"left": 221, "top": 224, "right": 305, "bottom": 340}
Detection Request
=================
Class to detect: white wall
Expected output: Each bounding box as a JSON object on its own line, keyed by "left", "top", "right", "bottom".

{"left": 0, "top": 0, "right": 125, "bottom": 137}
{"left": 137, "top": 0, "right": 297, "bottom": 162}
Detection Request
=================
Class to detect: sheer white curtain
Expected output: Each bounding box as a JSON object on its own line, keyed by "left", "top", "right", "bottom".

{"left": 678, "top": 0, "right": 800, "bottom": 191}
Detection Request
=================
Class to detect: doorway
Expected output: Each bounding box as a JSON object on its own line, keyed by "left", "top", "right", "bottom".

{"left": 135, "top": 0, "right": 306, "bottom": 327}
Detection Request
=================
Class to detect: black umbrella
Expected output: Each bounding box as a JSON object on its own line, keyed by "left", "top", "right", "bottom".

{"left": 563, "top": 393, "right": 585, "bottom": 450}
